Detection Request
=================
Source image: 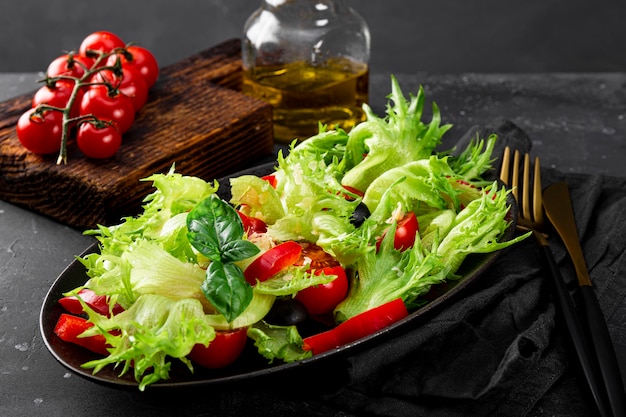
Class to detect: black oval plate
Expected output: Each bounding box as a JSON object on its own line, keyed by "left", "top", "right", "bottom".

{"left": 40, "top": 162, "right": 518, "bottom": 390}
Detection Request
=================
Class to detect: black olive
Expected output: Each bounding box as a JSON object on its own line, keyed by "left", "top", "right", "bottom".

{"left": 265, "top": 297, "right": 309, "bottom": 326}
{"left": 350, "top": 202, "right": 371, "bottom": 227}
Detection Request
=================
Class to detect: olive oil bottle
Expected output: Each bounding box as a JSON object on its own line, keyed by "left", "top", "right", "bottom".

{"left": 242, "top": 0, "right": 370, "bottom": 143}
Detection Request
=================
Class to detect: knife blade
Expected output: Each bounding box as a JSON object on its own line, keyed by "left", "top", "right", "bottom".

{"left": 543, "top": 181, "right": 626, "bottom": 417}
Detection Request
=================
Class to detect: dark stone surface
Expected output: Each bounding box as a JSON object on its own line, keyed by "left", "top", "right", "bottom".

{"left": 1, "top": 0, "right": 625, "bottom": 73}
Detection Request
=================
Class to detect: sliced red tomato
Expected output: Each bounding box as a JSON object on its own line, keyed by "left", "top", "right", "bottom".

{"left": 53, "top": 314, "right": 110, "bottom": 355}
{"left": 376, "top": 211, "right": 419, "bottom": 251}
{"left": 243, "top": 241, "right": 302, "bottom": 285}
{"left": 237, "top": 210, "right": 267, "bottom": 235}
{"left": 295, "top": 265, "right": 348, "bottom": 315}
{"left": 295, "top": 242, "right": 339, "bottom": 269}
{"left": 188, "top": 327, "right": 248, "bottom": 369}
{"left": 302, "top": 298, "right": 408, "bottom": 355}
{"left": 59, "top": 289, "right": 124, "bottom": 317}
{"left": 393, "top": 211, "right": 419, "bottom": 250}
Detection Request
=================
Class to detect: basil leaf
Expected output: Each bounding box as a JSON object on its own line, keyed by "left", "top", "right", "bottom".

{"left": 202, "top": 261, "right": 253, "bottom": 322}
{"left": 187, "top": 194, "right": 245, "bottom": 261}
{"left": 222, "top": 239, "right": 260, "bottom": 264}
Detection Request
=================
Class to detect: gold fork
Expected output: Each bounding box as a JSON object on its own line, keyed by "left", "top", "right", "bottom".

{"left": 499, "top": 147, "right": 611, "bottom": 417}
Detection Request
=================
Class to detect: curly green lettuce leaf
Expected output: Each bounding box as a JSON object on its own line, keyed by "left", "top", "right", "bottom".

{"left": 334, "top": 224, "right": 448, "bottom": 322}
{"left": 84, "top": 239, "right": 209, "bottom": 311}
{"left": 435, "top": 182, "right": 531, "bottom": 275}
{"left": 230, "top": 175, "right": 285, "bottom": 225}
{"left": 80, "top": 294, "right": 216, "bottom": 391}
{"left": 247, "top": 321, "right": 311, "bottom": 363}
{"left": 340, "top": 75, "right": 452, "bottom": 193}
{"left": 84, "top": 166, "right": 218, "bottom": 258}
{"left": 447, "top": 133, "right": 498, "bottom": 183}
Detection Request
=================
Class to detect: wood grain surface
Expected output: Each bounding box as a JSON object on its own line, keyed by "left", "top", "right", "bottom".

{"left": 0, "top": 39, "right": 274, "bottom": 229}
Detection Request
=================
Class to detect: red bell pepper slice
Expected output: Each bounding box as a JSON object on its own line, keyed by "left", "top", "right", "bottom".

{"left": 261, "top": 174, "right": 277, "bottom": 188}
{"left": 243, "top": 241, "right": 302, "bottom": 285}
{"left": 302, "top": 298, "right": 408, "bottom": 355}
{"left": 53, "top": 313, "right": 110, "bottom": 355}
{"left": 58, "top": 288, "right": 124, "bottom": 317}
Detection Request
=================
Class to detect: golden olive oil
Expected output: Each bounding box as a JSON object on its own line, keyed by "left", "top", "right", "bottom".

{"left": 242, "top": 59, "right": 369, "bottom": 143}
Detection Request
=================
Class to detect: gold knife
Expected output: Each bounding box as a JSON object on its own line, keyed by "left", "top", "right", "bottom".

{"left": 543, "top": 181, "right": 626, "bottom": 417}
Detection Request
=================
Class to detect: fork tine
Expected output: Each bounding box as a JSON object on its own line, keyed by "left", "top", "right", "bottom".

{"left": 522, "top": 153, "right": 531, "bottom": 221}
{"left": 512, "top": 149, "right": 521, "bottom": 209}
{"left": 533, "top": 156, "right": 544, "bottom": 226}
{"left": 500, "top": 146, "right": 511, "bottom": 185}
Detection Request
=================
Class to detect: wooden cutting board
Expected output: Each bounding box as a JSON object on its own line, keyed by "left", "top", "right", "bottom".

{"left": 0, "top": 39, "right": 274, "bottom": 229}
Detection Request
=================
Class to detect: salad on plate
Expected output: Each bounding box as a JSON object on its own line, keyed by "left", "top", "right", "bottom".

{"left": 52, "top": 76, "right": 529, "bottom": 390}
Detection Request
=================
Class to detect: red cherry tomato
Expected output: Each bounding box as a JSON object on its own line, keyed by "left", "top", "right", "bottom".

{"left": 79, "top": 85, "right": 135, "bottom": 133}
{"left": 32, "top": 80, "right": 81, "bottom": 118}
{"left": 393, "top": 211, "right": 419, "bottom": 250}
{"left": 293, "top": 243, "right": 347, "bottom": 315}
{"left": 76, "top": 121, "right": 122, "bottom": 159}
{"left": 109, "top": 45, "right": 159, "bottom": 88}
{"left": 188, "top": 327, "right": 248, "bottom": 369}
{"left": 237, "top": 211, "right": 267, "bottom": 235}
{"left": 16, "top": 108, "right": 63, "bottom": 154}
{"left": 94, "top": 66, "right": 148, "bottom": 111}
{"left": 79, "top": 31, "right": 125, "bottom": 58}
{"left": 243, "top": 241, "right": 302, "bottom": 285}
{"left": 295, "top": 266, "right": 348, "bottom": 315}
{"left": 376, "top": 211, "right": 419, "bottom": 251}
{"left": 46, "top": 53, "right": 92, "bottom": 80}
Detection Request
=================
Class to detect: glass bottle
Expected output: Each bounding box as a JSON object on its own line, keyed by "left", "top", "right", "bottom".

{"left": 242, "top": 0, "right": 370, "bottom": 143}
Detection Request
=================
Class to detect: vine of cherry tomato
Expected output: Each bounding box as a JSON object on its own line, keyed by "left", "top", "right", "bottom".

{"left": 15, "top": 30, "right": 159, "bottom": 162}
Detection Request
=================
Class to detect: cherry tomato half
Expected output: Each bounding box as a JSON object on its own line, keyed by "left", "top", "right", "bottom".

{"left": 243, "top": 241, "right": 302, "bottom": 285}
{"left": 16, "top": 108, "right": 63, "bottom": 154}
{"left": 237, "top": 210, "right": 267, "bottom": 235}
{"left": 295, "top": 265, "right": 348, "bottom": 315}
{"left": 76, "top": 121, "right": 122, "bottom": 159}
{"left": 79, "top": 85, "right": 135, "bottom": 133}
{"left": 79, "top": 31, "right": 126, "bottom": 59}
{"left": 376, "top": 211, "right": 419, "bottom": 251}
{"left": 188, "top": 327, "right": 248, "bottom": 369}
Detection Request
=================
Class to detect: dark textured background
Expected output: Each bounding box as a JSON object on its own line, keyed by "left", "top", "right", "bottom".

{"left": 1, "top": 0, "right": 625, "bottom": 74}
